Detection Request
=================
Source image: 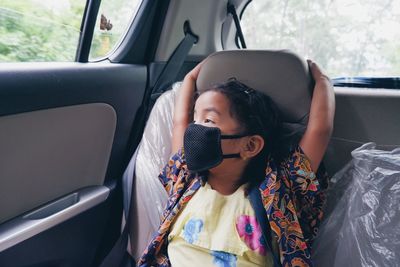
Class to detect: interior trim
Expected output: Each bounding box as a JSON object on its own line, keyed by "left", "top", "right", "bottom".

{"left": 0, "top": 103, "right": 116, "bottom": 223}
{"left": 324, "top": 87, "right": 400, "bottom": 174}
{"left": 0, "top": 185, "right": 110, "bottom": 253}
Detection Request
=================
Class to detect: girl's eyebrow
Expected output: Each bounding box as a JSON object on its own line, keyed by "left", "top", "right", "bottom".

{"left": 204, "top": 107, "right": 221, "bottom": 115}
{"left": 193, "top": 107, "right": 221, "bottom": 116}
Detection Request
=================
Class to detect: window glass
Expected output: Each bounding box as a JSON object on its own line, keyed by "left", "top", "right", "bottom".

{"left": 241, "top": 0, "right": 400, "bottom": 77}
{"left": 89, "top": 0, "right": 142, "bottom": 60}
{"left": 0, "top": 0, "right": 85, "bottom": 62}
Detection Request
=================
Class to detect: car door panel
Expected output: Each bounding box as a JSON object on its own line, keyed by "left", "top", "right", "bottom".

{"left": 0, "top": 190, "right": 114, "bottom": 267}
{"left": 0, "top": 185, "right": 110, "bottom": 252}
{"left": 0, "top": 62, "right": 147, "bottom": 266}
{"left": 0, "top": 63, "right": 146, "bottom": 180}
{"left": 0, "top": 103, "right": 116, "bottom": 224}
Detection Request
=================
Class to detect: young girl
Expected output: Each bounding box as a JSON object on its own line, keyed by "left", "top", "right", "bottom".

{"left": 138, "top": 59, "right": 335, "bottom": 267}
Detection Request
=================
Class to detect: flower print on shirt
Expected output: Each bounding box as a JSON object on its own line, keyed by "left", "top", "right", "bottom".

{"left": 211, "top": 251, "right": 237, "bottom": 267}
{"left": 236, "top": 215, "right": 266, "bottom": 255}
{"left": 295, "top": 169, "right": 319, "bottom": 192}
{"left": 183, "top": 218, "right": 203, "bottom": 244}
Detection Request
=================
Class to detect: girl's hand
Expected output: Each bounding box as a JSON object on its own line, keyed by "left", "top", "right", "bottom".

{"left": 185, "top": 60, "right": 206, "bottom": 82}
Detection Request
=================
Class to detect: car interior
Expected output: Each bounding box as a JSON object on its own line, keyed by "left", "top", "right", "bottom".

{"left": 0, "top": 0, "right": 399, "bottom": 266}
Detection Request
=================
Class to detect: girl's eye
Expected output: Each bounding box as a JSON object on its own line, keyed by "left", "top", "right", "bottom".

{"left": 205, "top": 118, "right": 215, "bottom": 123}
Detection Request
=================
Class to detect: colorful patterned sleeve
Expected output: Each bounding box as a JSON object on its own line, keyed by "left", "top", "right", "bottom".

{"left": 158, "top": 148, "right": 187, "bottom": 196}
{"left": 281, "top": 145, "right": 330, "bottom": 248}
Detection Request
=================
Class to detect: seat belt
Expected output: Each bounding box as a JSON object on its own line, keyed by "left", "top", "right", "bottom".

{"left": 121, "top": 20, "right": 198, "bottom": 174}
{"left": 99, "top": 23, "right": 198, "bottom": 267}
{"left": 227, "top": 2, "right": 247, "bottom": 49}
{"left": 249, "top": 186, "right": 282, "bottom": 267}
{"left": 149, "top": 20, "right": 199, "bottom": 103}
{"left": 98, "top": 149, "right": 139, "bottom": 267}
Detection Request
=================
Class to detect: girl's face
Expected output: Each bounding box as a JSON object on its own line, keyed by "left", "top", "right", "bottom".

{"left": 194, "top": 91, "right": 243, "bottom": 135}
{"left": 193, "top": 90, "right": 246, "bottom": 163}
{"left": 192, "top": 90, "right": 265, "bottom": 182}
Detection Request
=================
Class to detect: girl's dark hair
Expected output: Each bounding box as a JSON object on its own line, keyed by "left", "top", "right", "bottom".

{"left": 199, "top": 78, "right": 282, "bottom": 189}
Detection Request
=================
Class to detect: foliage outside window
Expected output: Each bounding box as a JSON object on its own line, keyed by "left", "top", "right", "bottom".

{"left": 89, "top": 0, "right": 142, "bottom": 60}
{"left": 0, "top": 0, "right": 85, "bottom": 62}
{"left": 241, "top": 0, "right": 400, "bottom": 77}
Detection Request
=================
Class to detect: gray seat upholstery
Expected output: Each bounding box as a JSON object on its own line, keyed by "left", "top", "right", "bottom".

{"left": 197, "top": 50, "right": 313, "bottom": 122}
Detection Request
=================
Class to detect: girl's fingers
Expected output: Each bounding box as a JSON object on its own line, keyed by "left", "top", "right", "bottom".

{"left": 308, "top": 59, "right": 330, "bottom": 82}
{"left": 308, "top": 59, "right": 321, "bottom": 77}
{"left": 188, "top": 59, "right": 207, "bottom": 80}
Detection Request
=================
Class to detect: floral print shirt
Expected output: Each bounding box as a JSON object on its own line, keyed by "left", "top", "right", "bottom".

{"left": 137, "top": 145, "right": 329, "bottom": 267}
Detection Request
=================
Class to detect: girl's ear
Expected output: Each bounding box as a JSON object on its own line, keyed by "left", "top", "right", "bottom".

{"left": 241, "top": 135, "right": 264, "bottom": 160}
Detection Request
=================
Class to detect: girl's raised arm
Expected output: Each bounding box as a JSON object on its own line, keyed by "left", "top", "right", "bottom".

{"left": 171, "top": 61, "right": 204, "bottom": 154}
{"left": 299, "top": 60, "right": 335, "bottom": 172}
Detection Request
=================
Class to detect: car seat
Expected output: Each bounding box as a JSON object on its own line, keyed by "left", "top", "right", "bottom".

{"left": 126, "top": 50, "right": 315, "bottom": 260}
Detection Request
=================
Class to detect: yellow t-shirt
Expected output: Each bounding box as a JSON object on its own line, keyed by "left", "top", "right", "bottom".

{"left": 167, "top": 182, "right": 277, "bottom": 267}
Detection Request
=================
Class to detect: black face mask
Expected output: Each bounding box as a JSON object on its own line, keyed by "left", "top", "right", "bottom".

{"left": 183, "top": 123, "right": 247, "bottom": 172}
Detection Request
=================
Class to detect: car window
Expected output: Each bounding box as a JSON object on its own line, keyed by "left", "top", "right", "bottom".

{"left": 0, "top": 0, "right": 142, "bottom": 63}
{"left": 89, "top": 0, "right": 142, "bottom": 60}
{"left": 241, "top": 0, "right": 400, "bottom": 78}
{"left": 0, "top": 0, "right": 86, "bottom": 62}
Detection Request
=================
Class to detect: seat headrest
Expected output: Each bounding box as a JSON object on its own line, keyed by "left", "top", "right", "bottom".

{"left": 196, "top": 50, "right": 313, "bottom": 123}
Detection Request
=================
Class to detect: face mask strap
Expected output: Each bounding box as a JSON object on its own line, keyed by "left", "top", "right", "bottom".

{"left": 220, "top": 134, "right": 247, "bottom": 139}
{"left": 222, "top": 153, "right": 241, "bottom": 158}
{"left": 220, "top": 133, "right": 246, "bottom": 159}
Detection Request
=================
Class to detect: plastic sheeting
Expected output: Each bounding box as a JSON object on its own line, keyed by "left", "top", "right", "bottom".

{"left": 312, "top": 143, "right": 400, "bottom": 267}
{"left": 130, "top": 82, "right": 182, "bottom": 259}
